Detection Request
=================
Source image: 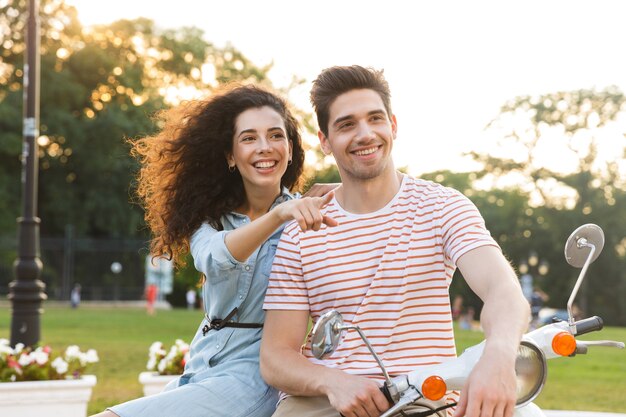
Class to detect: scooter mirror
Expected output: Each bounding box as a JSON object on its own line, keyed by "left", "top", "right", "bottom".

{"left": 564, "top": 224, "right": 604, "bottom": 268}
{"left": 311, "top": 310, "right": 344, "bottom": 359}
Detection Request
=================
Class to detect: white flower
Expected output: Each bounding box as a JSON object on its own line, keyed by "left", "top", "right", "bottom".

{"left": 157, "top": 358, "right": 166, "bottom": 373}
{"left": 14, "top": 343, "right": 25, "bottom": 354}
{"left": 77, "top": 352, "right": 88, "bottom": 366}
{"left": 146, "top": 357, "right": 157, "bottom": 370}
{"left": 149, "top": 342, "right": 163, "bottom": 354}
{"left": 85, "top": 349, "right": 99, "bottom": 363}
{"left": 31, "top": 349, "right": 49, "bottom": 366}
{"left": 65, "top": 345, "right": 81, "bottom": 359}
{"left": 51, "top": 357, "right": 68, "bottom": 374}
{"left": 18, "top": 353, "right": 33, "bottom": 367}
{"left": 0, "top": 340, "right": 12, "bottom": 355}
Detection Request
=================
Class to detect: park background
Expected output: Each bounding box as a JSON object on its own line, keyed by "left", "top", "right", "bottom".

{"left": 0, "top": 0, "right": 625, "bottom": 413}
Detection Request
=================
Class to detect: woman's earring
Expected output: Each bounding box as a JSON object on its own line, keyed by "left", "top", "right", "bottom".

{"left": 228, "top": 164, "right": 236, "bottom": 173}
{"left": 287, "top": 159, "right": 292, "bottom": 166}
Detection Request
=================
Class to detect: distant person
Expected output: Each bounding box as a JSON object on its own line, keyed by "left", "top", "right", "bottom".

{"left": 459, "top": 306, "right": 476, "bottom": 331}
{"left": 70, "top": 283, "right": 81, "bottom": 309}
{"left": 530, "top": 287, "right": 549, "bottom": 328}
{"left": 91, "top": 84, "right": 335, "bottom": 417}
{"left": 185, "top": 287, "right": 197, "bottom": 310}
{"left": 452, "top": 294, "right": 463, "bottom": 321}
{"left": 145, "top": 255, "right": 174, "bottom": 301}
{"left": 145, "top": 283, "right": 158, "bottom": 315}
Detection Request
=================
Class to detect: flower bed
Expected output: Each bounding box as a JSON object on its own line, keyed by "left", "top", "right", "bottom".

{"left": 0, "top": 339, "right": 98, "bottom": 382}
{"left": 0, "top": 339, "right": 99, "bottom": 417}
{"left": 140, "top": 339, "right": 189, "bottom": 396}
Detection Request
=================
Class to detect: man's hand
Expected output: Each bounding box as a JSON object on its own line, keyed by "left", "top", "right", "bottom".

{"left": 324, "top": 371, "right": 390, "bottom": 417}
{"left": 453, "top": 345, "right": 517, "bottom": 417}
{"left": 303, "top": 183, "right": 339, "bottom": 197}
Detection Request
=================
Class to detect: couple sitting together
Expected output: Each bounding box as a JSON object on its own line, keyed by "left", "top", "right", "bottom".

{"left": 93, "top": 65, "right": 529, "bottom": 417}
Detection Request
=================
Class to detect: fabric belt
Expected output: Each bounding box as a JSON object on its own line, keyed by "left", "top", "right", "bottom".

{"left": 202, "top": 307, "right": 263, "bottom": 336}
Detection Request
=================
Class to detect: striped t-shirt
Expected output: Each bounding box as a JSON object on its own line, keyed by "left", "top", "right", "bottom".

{"left": 263, "top": 174, "right": 498, "bottom": 379}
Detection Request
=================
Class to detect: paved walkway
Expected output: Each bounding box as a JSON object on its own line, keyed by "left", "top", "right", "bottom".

{"left": 544, "top": 411, "right": 626, "bottom": 417}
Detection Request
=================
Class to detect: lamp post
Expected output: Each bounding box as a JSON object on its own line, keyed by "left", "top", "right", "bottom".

{"left": 8, "top": 0, "right": 47, "bottom": 347}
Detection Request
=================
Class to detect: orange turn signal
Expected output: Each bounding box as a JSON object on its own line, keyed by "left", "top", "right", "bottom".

{"left": 552, "top": 332, "right": 576, "bottom": 356}
{"left": 422, "top": 375, "right": 447, "bottom": 401}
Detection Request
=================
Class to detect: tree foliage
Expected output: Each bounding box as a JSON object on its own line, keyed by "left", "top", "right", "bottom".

{"left": 463, "top": 88, "right": 626, "bottom": 325}
{"left": 0, "top": 0, "right": 276, "bottom": 238}
{"left": 0, "top": 0, "right": 278, "bottom": 298}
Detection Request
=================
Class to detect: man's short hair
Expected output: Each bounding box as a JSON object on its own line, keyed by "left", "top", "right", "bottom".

{"left": 310, "top": 65, "right": 393, "bottom": 137}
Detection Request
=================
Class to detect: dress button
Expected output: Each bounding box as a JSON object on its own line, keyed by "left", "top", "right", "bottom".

{"left": 244, "top": 265, "right": 250, "bottom": 271}
{"left": 238, "top": 295, "right": 243, "bottom": 299}
{"left": 216, "top": 344, "right": 220, "bottom": 349}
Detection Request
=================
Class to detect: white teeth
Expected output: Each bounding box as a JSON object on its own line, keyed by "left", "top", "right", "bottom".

{"left": 254, "top": 161, "right": 276, "bottom": 168}
{"left": 354, "top": 147, "right": 378, "bottom": 156}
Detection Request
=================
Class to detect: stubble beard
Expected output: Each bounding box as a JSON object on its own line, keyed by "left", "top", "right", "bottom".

{"left": 342, "top": 158, "right": 390, "bottom": 182}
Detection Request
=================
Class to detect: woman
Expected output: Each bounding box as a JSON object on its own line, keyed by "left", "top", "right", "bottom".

{"left": 94, "top": 84, "right": 336, "bottom": 417}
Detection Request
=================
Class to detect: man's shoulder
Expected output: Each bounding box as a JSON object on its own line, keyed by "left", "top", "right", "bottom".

{"left": 403, "top": 175, "right": 463, "bottom": 201}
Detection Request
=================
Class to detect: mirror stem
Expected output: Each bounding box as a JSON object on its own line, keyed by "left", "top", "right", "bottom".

{"left": 343, "top": 325, "right": 393, "bottom": 385}
{"left": 567, "top": 238, "right": 596, "bottom": 334}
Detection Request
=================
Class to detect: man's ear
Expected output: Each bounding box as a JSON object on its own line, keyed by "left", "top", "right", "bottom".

{"left": 391, "top": 114, "right": 398, "bottom": 139}
{"left": 318, "top": 130, "right": 332, "bottom": 155}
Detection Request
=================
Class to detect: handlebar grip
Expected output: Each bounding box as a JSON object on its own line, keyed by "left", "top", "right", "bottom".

{"left": 339, "top": 386, "right": 394, "bottom": 417}
{"left": 380, "top": 384, "right": 395, "bottom": 406}
{"left": 575, "top": 316, "right": 603, "bottom": 335}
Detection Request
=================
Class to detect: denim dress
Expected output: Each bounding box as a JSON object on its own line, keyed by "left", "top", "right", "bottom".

{"left": 109, "top": 190, "right": 294, "bottom": 417}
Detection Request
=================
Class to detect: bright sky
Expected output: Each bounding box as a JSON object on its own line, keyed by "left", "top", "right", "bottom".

{"left": 65, "top": 0, "right": 626, "bottom": 175}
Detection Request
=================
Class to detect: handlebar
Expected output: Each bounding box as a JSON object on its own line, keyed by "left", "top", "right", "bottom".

{"left": 380, "top": 384, "right": 395, "bottom": 406}
{"left": 574, "top": 316, "right": 603, "bottom": 336}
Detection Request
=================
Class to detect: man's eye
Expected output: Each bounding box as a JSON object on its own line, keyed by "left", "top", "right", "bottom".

{"left": 339, "top": 122, "right": 354, "bottom": 129}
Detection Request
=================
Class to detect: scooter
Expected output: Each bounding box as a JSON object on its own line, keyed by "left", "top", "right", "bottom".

{"left": 310, "top": 224, "right": 624, "bottom": 417}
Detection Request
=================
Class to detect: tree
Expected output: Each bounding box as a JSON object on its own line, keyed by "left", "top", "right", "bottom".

{"left": 468, "top": 88, "right": 626, "bottom": 325}
{"left": 0, "top": 0, "right": 279, "bottom": 298}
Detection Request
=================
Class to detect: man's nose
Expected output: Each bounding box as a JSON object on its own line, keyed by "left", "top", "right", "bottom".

{"left": 356, "top": 121, "right": 376, "bottom": 141}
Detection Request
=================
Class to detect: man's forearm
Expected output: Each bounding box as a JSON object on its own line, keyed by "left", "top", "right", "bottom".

{"left": 481, "top": 276, "right": 529, "bottom": 350}
{"left": 260, "top": 344, "right": 339, "bottom": 397}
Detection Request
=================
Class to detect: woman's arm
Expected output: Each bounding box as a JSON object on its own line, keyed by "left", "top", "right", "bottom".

{"left": 225, "top": 192, "right": 337, "bottom": 262}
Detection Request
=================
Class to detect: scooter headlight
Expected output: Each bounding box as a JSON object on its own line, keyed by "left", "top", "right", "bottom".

{"left": 515, "top": 340, "right": 547, "bottom": 407}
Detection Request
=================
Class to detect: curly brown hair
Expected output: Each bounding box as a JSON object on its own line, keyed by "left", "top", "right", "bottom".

{"left": 132, "top": 84, "right": 305, "bottom": 266}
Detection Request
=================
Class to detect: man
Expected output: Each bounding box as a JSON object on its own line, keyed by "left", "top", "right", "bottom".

{"left": 261, "top": 65, "right": 529, "bottom": 417}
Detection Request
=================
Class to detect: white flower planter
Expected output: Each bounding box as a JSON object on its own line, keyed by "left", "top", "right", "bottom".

{"left": 0, "top": 375, "right": 96, "bottom": 417}
{"left": 138, "top": 371, "right": 179, "bottom": 396}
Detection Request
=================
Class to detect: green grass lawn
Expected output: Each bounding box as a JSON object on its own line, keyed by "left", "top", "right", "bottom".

{"left": 1, "top": 306, "right": 625, "bottom": 414}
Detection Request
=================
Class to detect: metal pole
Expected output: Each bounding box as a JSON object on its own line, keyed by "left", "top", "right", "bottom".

{"left": 9, "top": 0, "right": 47, "bottom": 347}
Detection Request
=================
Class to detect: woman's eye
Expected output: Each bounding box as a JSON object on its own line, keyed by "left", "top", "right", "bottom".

{"left": 241, "top": 136, "right": 255, "bottom": 142}
{"left": 270, "top": 132, "right": 286, "bottom": 140}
